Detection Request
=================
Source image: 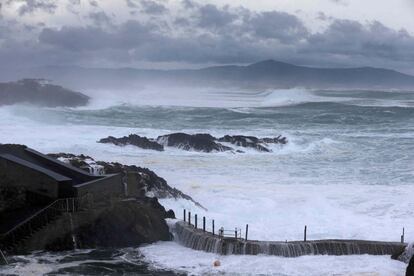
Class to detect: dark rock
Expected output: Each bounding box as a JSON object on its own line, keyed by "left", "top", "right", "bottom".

{"left": 407, "top": 256, "right": 414, "bottom": 276}
{"left": 165, "top": 209, "right": 176, "bottom": 219}
{"left": 74, "top": 200, "right": 171, "bottom": 248}
{"left": 391, "top": 247, "right": 406, "bottom": 260}
{"left": 48, "top": 153, "right": 91, "bottom": 169}
{"left": 98, "top": 134, "right": 164, "bottom": 151}
{"left": 391, "top": 244, "right": 414, "bottom": 275}
{"left": 98, "top": 132, "right": 287, "bottom": 153}
{"left": 218, "top": 135, "right": 271, "bottom": 152}
{"left": 260, "top": 135, "right": 288, "bottom": 145}
{"left": 391, "top": 243, "right": 414, "bottom": 263}
{"left": 157, "top": 133, "right": 233, "bottom": 152}
{"left": 0, "top": 79, "right": 89, "bottom": 107}
{"left": 23, "top": 199, "right": 172, "bottom": 252}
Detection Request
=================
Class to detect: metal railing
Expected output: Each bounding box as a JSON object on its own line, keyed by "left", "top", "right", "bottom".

{"left": 218, "top": 228, "right": 242, "bottom": 239}
{"left": 0, "top": 194, "right": 92, "bottom": 252}
{"left": 182, "top": 209, "right": 248, "bottom": 241}
{"left": 182, "top": 209, "right": 405, "bottom": 245}
{"left": 0, "top": 249, "right": 7, "bottom": 265}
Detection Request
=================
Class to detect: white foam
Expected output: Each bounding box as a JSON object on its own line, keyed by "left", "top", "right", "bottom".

{"left": 140, "top": 241, "right": 406, "bottom": 275}
{"left": 260, "top": 88, "right": 329, "bottom": 107}
{"left": 0, "top": 105, "right": 412, "bottom": 242}
{"left": 0, "top": 99, "right": 413, "bottom": 274}
{"left": 81, "top": 86, "right": 266, "bottom": 109}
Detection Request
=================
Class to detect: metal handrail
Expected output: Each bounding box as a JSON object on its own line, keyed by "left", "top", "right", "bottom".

{"left": 183, "top": 209, "right": 246, "bottom": 240}
{"left": 0, "top": 194, "right": 92, "bottom": 248}
{"left": 1, "top": 200, "right": 59, "bottom": 238}
{"left": 219, "top": 228, "right": 242, "bottom": 239}
{"left": 0, "top": 249, "right": 7, "bottom": 265}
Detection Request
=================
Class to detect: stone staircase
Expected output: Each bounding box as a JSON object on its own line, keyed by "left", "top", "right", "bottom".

{"left": 0, "top": 195, "right": 91, "bottom": 262}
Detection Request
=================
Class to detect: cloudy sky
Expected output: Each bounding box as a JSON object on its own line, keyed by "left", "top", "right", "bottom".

{"left": 1, "top": 0, "right": 414, "bottom": 73}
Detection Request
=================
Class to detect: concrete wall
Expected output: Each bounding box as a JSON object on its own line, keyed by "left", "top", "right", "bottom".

{"left": 126, "top": 172, "right": 145, "bottom": 197}
{"left": 0, "top": 158, "right": 62, "bottom": 199}
{"left": 174, "top": 221, "right": 406, "bottom": 257}
{"left": 74, "top": 174, "right": 123, "bottom": 203}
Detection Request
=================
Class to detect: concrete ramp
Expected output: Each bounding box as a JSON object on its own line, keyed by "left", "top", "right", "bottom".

{"left": 174, "top": 221, "right": 405, "bottom": 257}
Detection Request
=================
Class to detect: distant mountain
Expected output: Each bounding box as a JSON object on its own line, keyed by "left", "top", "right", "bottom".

{"left": 0, "top": 79, "right": 90, "bottom": 107}
{"left": 4, "top": 60, "right": 414, "bottom": 90}
{"left": 191, "top": 60, "right": 414, "bottom": 89}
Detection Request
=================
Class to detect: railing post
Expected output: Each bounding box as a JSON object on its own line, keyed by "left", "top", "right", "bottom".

{"left": 235, "top": 228, "right": 237, "bottom": 239}
{"left": 304, "top": 225, "right": 307, "bottom": 242}
{"left": 183, "top": 209, "right": 186, "bottom": 222}
{"left": 212, "top": 220, "right": 215, "bottom": 235}
{"left": 245, "top": 224, "right": 249, "bottom": 241}
{"left": 203, "top": 217, "right": 206, "bottom": 232}
{"left": 0, "top": 249, "right": 8, "bottom": 265}
{"left": 188, "top": 212, "right": 191, "bottom": 226}
{"left": 401, "top": 227, "right": 405, "bottom": 243}
{"left": 195, "top": 214, "right": 198, "bottom": 229}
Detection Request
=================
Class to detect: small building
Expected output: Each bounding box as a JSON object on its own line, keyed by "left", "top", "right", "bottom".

{"left": 0, "top": 144, "right": 123, "bottom": 204}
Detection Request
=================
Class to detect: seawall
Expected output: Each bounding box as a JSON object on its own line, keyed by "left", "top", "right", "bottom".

{"left": 174, "top": 221, "right": 406, "bottom": 257}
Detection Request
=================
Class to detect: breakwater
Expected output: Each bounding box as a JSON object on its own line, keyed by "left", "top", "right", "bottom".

{"left": 174, "top": 221, "right": 406, "bottom": 257}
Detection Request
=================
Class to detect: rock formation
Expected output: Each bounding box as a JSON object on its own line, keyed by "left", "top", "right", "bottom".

{"left": 98, "top": 132, "right": 288, "bottom": 153}
{"left": 0, "top": 79, "right": 89, "bottom": 107}
{"left": 157, "top": 133, "right": 232, "bottom": 152}
{"left": 99, "top": 135, "right": 164, "bottom": 151}
{"left": 218, "top": 135, "right": 267, "bottom": 152}
{"left": 11, "top": 198, "right": 174, "bottom": 253}
{"left": 407, "top": 255, "right": 414, "bottom": 276}
{"left": 65, "top": 198, "right": 173, "bottom": 249}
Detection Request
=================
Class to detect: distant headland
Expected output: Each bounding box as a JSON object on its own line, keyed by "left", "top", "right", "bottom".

{"left": 0, "top": 79, "right": 89, "bottom": 107}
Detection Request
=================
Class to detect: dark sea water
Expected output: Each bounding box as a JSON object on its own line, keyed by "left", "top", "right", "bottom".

{"left": 1, "top": 248, "right": 184, "bottom": 276}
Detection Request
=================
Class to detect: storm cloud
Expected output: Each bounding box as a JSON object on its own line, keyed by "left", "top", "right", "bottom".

{"left": 6, "top": 0, "right": 57, "bottom": 15}
{"left": 1, "top": 0, "right": 414, "bottom": 73}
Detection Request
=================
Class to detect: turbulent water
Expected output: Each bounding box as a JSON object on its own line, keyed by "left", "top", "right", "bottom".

{"left": 0, "top": 88, "right": 413, "bottom": 275}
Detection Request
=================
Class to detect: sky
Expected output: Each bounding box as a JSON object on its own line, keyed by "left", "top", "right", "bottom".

{"left": 1, "top": 0, "right": 414, "bottom": 73}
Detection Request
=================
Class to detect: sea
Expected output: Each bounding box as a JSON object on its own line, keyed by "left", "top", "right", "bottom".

{"left": 0, "top": 87, "right": 413, "bottom": 275}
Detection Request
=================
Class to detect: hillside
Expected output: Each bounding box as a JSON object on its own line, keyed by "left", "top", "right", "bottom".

{"left": 0, "top": 79, "right": 89, "bottom": 107}
{"left": 5, "top": 61, "right": 414, "bottom": 90}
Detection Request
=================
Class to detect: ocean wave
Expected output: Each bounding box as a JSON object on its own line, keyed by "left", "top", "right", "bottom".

{"left": 259, "top": 88, "right": 337, "bottom": 107}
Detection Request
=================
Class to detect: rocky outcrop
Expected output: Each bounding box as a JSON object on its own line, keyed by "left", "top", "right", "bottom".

{"left": 217, "top": 135, "right": 287, "bottom": 152}
{"left": 48, "top": 153, "right": 205, "bottom": 209}
{"left": 98, "top": 132, "right": 288, "bottom": 153}
{"left": 0, "top": 79, "right": 89, "bottom": 107}
{"left": 11, "top": 198, "right": 174, "bottom": 253}
{"left": 392, "top": 243, "right": 413, "bottom": 262}
{"left": 407, "top": 256, "right": 414, "bottom": 276}
{"left": 157, "top": 133, "right": 232, "bottom": 152}
{"left": 391, "top": 243, "right": 414, "bottom": 275}
{"left": 218, "top": 135, "right": 268, "bottom": 152}
{"left": 260, "top": 135, "right": 288, "bottom": 145}
{"left": 98, "top": 135, "right": 164, "bottom": 151}
{"left": 71, "top": 198, "right": 172, "bottom": 249}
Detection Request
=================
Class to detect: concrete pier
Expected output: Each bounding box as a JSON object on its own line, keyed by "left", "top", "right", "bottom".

{"left": 175, "top": 221, "right": 406, "bottom": 257}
